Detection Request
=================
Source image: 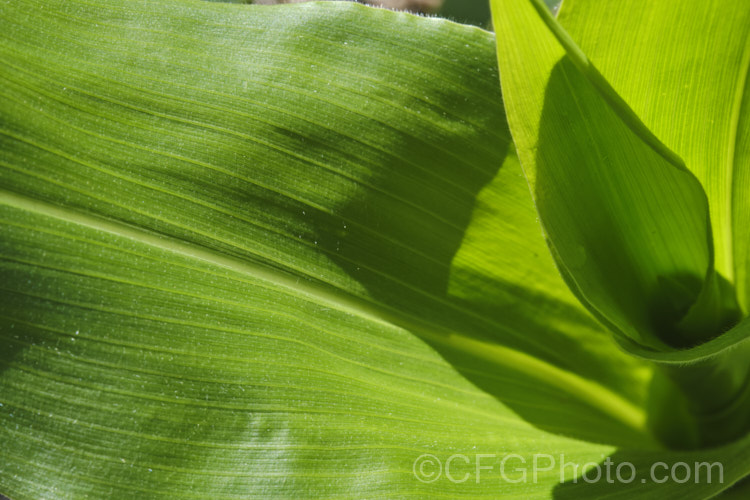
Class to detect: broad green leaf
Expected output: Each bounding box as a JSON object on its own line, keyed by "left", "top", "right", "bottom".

{"left": 0, "top": 0, "right": 647, "bottom": 409}
{"left": 0, "top": 0, "right": 646, "bottom": 497}
{"left": 3, "top": 195, "right": 750, "bottom": 498}
{"left": 1, "top": 0, "right": 749, "bottom": 498}
{"left": 555, "top": 0, "right": 750, "bottom": 313}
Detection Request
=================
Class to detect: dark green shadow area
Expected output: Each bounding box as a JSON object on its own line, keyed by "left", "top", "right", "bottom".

{"left": 529, "top": 57, "right": 703, "bottom": 350}
{"left": 535, "top": 58, "right": 750, "bottom": 496}
{"left": 529, "top": 57, "right": 739, "bottom": 351}
{"left": 310, "top": 68, "right": 651, "bottom": 447}
{"left": 552, "top": 445, "right": 750, "bottom": 499}
{"left": 530, "top": 56, "right": 686, "bottom": 469}
{"left": 718, "top": 476, "right": 750, "bottom": 499}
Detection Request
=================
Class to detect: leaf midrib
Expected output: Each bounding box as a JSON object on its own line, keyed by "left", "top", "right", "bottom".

{"left": 0, "top": 189, "right": 649, "bottom": 438}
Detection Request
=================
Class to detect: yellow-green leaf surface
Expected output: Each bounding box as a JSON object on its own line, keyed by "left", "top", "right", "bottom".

{"left": 548, "top": 2, "right": 750, "bottom": 405}
{"left": 555, "top": 0, "right": 750, "bottom": 312}
{"left": 491, "top": 0, "right": 750, "bottom": 442}
{"left": 0, "top": 0, "right": 747, "bottom": 498}
{"left": 491, "top": 0, "right": 723, "bottom": 350}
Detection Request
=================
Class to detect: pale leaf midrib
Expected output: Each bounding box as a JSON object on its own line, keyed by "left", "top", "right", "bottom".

{"left": 0, "top": 188, "right": 649, "bottom": 438}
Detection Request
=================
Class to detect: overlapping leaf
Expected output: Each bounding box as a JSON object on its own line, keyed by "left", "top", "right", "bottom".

{"left": 490, "top": 0, "right": 750, "bottom": 449}
{"left": 491, "top": 0, "right": 725, "bottom": 350}
{"left": 556, "top": 0, "right": 750, "bottom": 312}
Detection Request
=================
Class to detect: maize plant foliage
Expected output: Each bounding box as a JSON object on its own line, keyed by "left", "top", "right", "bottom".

{"left": 0, "top": 0, "right": 748, "bottom": 498}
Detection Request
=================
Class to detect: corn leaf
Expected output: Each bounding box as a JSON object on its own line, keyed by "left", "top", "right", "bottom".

{"left": 490, "top": 0, "right": 726, "bottom": 350}
{"left": 1, "top": 0, "right": 749, "bottom": 498}
{"left": 555, "top": 0, "right": 750, "bottom": 314}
